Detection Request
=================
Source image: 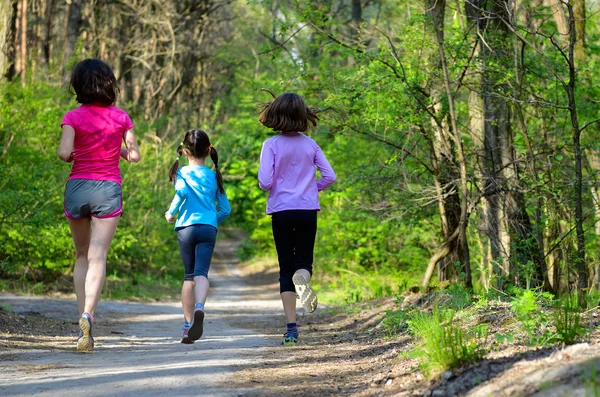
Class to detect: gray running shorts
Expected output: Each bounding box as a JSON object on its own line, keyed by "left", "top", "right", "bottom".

{"left": 64, "top": 179, "right": 122, "bottom": 219}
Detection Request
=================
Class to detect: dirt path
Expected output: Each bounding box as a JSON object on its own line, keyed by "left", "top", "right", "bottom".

{"left": 0, "top": 238, "right": 283, "bottom": 397}
{"left": 2, "top": 236, "right": 600, "bottom": 397}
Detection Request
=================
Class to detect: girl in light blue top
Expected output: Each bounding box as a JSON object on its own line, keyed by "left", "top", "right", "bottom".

{"left": 165, "top": 129, "right": 230, "bottom": 344}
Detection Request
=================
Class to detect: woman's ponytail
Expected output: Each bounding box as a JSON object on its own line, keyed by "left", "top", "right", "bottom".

{"left": 168, "top": 141, "right": 184, "bottom": 182}
{"left": 209, "top": 145, "right": 225, "bottom": 195}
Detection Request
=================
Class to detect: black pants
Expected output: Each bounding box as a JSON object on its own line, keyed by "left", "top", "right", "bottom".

{"left": 271, "top": 210, "right": 318, "bottom": 293}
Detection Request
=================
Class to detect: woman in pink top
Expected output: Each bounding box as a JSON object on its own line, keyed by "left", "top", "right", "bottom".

{"left": 57, "top": 59, "right": 140, "bottom": 352}
{"left": 258, "top": 92, "right": 336, "bottom": 346}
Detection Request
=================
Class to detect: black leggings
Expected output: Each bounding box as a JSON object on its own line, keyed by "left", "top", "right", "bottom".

{"left": 271, "top": 210, "right": 317, "bottom": 293}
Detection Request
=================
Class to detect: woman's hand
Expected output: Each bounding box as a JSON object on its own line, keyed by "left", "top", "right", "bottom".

{"left": 165, "top": 212, "right": 175, "bottom": 223}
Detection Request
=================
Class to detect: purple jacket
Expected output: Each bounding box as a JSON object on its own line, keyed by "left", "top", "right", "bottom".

{"left": 258, "top": 132, "right": 336, "bottom": 215}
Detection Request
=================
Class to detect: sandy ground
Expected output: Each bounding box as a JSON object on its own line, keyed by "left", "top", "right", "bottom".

{"left": 0, "top": 238, "right": 283, "bottom": 397}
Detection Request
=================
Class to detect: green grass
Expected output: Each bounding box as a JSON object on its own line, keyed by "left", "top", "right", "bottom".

{"left": 407, "top": 308, "right": 489, "bottom": 376}
{"left": 103, "top": 272, "right": 181, "bottom": 301}
{"left": 314, "top": 268, "right": 419, "bottom": 305}
{"left": 0, "top": 272, "right": 181, "bottom": 302}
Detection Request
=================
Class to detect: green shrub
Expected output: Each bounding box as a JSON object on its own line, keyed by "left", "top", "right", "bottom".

{"left": 553, "top": 293, "right": 588, "bottom": 345}
{"left": 382, "top": 309, "right": 409, "bottom": 337}
{"left": 407, "top": 308, "right": 488, "bottom": 376}
{"left": 510, "top": 289, "right": 555, "bottom": 346}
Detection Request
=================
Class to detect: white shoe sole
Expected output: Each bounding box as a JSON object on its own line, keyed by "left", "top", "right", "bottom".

{"left": 293, "top": 274, "right": 318, "bottom": 313}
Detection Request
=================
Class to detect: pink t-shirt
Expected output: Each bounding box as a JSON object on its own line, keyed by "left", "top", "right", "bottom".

{"left": 61, "top": 104, "right": 134, "bottom": 185}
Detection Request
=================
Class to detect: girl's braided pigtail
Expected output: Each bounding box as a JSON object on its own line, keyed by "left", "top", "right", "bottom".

{"left": 168, "top": 141, "right": 185, "bottom": 182}
{"left": 209, "top": 144, "right": 225, "bottom": 194}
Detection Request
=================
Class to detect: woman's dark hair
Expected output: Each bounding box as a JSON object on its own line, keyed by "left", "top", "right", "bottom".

{"left": 258, "top": 92, "right": 318, "bottom": 133}
{"left": 69, "top": 59, "right": 119, "bottom": 105}
{"left": 168, "top": 129, "right": 225, "bottom": 194}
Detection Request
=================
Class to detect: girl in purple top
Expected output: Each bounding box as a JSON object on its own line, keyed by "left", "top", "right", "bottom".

{"left": 258, "top": 92, "right": 336, "bottom": 346}
{"left": 57, "top": 59, "right": 140, "bottom": 352}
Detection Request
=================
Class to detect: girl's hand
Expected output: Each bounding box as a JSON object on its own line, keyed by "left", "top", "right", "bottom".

{"left": 165, "top": 212, "right": 175, "bottom": 223}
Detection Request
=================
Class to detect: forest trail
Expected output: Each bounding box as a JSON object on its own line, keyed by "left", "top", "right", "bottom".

{"left": 2, "top": 236, "right": 600, "bottom": 397}
{"left": 0, "top": 238, "right": 283, "bottom": 397}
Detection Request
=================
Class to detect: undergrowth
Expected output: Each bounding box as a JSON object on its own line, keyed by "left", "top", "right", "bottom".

{"left": 406, "top": 308, "right": 488, "bottom": 376}
{"left": 380, "top": 285, "right": 599, "bottom": 377}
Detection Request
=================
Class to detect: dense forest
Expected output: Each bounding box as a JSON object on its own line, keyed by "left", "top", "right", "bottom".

{"left": 1, "top": 0, "right": 600, "bottom": 302}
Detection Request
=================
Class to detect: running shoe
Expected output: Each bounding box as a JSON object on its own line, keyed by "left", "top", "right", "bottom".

{"left": 77, "top": 312, "right": 94, "bottom": 352}
{"left": 292, "top": 273, "right": 318, "bottom": 313}
{"left": 281, "top": 332, "right": 298, "bottom": 346}
{"left": 181, "top": 327, "right": 193, "bottom": 344}
{"left": 188, "top": 308, "right": 205, "bottom": 341}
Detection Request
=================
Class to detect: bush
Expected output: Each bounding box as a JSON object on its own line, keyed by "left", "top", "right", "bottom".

{"left": 553, "top": 293, "right": 588, "bottom": 345}
{"left": 510, "top": 288, "right": 555, "bottom": 346}
{"left": 407, "top": 308, "right": 488, "bottom": 376}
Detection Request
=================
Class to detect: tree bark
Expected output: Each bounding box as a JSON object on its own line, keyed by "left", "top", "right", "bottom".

{"left": 39, "top": 0, "right": 55, "bottom": 66}
{"left": 0, "top": 0, "right": 17, "bottom": 81}
{"left": 564, "top": 2, "right": 587, "bottom": 292}
{"left": 351, "top": 0, "right": 362, "bottom": 39}
{"left": 423, "top": 0, "right": 472, "bottom": 288}
{"left": 467, "top": 0, "right": 544, "bottom": 287}
{"left": 62, "top": 0, "right": 83, "bottom": 84}
{"left": 573, "top": 0, "right": 585, "bottom": 61}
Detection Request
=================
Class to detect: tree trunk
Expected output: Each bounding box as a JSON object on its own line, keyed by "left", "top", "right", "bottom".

{"left": 38, "top": 0, "right": 55, "bottom": 67}
{"left": 573, "top": 0, "right": 585, "bottom": 61}
{"left": 564, "top": 2, "right": 587, "bottom": 292}
{"left": 0, "top": 0, "right": 17, "bottom": 81}
{"left": 467, "top": 0, "right": 544, "bottom": 287}
{"left": 62, "top": 0, "right": 83, "bottom": 84}
{"left": 351, "top": 0, "right": 362, "bottom": 40}
{"left": 545, "top": 0, "right": 569, "bottom": 44}
{"left": 422, "top": 0, "right": 472, "bottom": 288}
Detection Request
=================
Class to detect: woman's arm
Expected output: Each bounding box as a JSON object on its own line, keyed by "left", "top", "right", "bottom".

{"left": 121, "top": 129, "right": 141, "bottom": 163}
{"left": 57, "top": 125, "right": 75, "bottom": 162}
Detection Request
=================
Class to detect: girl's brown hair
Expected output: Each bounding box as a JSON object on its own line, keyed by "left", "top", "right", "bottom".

{"left": 69, "top": 59, "right": 119, "bottom": 105}
{"left": 168, "top": 129, "right": 225, "bottom": 194}
{"left": 258, "top": 92, "right": 318, "bottom": 132}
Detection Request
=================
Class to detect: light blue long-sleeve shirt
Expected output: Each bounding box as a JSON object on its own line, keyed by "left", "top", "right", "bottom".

{"left": 167, "top": 165, "right": 231, "bottom": 230}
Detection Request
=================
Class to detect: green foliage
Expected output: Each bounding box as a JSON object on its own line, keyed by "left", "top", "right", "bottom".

{"left": 442, "top": 284, "right": 472, "bottom": 311}
{"left": 509, "top": 289, "right": 556, "bottom": 346}
{"left": 407, "top": 308, "right": 488, "bottom": 376}
{"left": 553, "top": 293, "right": 588, "bottom": 345}
{"left": 382, "top": 307, "right": 409, "bottom": 337}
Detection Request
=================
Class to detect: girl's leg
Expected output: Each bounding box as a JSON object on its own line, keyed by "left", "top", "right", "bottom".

{"left": 68, "top": 217, "right": 92, "bottom": 315}
{"left": 272, "top": 211, "right": 298, "bottom": 323}
{"left": 181, "top": 281, "right": 195, "bottom": 322}
{"left": 281, "top": 292, "right": 297, "bottom": 324}
{"left": 185, "top": 226, "right": 216, "bottom": 341}
{"left": 293, "top": 210, "right": 317, "bottom": 277}
{"left": 83, "top": 216, "right": 120, "bottom": 315}
{"left": 192, "top": 225, "right": 217, "bottom": 305}
{"left": 292, "top": 210, "right": 318, "bottom": 313}
{"left": 178, "top": 227, "right": 198, "bottom": 322}
{"left": 193, "top": 276, "right": 210, "bottom": 305}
